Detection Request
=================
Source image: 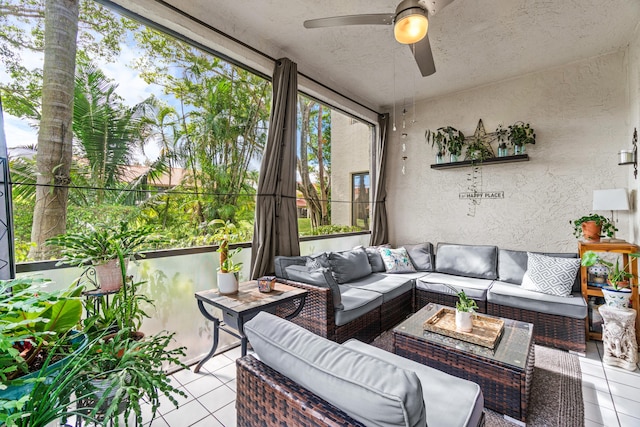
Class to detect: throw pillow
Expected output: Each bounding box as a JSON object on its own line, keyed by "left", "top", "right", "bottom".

{"left": 520, "top": 252, "right": 580, "bottom": 297}
{"left": 403, "top": 243, "right": 435, "bottom": 272}
{"left": 328, "top": 248, "right": 372, "bottom": 284}
{"left": 285, "top": 264, "right": 343, "bottom": 309}
{"left": 379, "top": 247, "right": 417, "bottom": 273}
{"left": 356, "top": 244, "right": 391, "bottom": 272}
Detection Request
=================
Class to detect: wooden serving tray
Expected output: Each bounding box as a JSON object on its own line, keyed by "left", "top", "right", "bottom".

{"left": 423, "top": 307, "right": 505, "bottom": 349}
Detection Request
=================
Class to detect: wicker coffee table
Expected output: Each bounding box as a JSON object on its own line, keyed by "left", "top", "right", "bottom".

{"left": 393, "top": 303, "right": 534, "bottom": 424}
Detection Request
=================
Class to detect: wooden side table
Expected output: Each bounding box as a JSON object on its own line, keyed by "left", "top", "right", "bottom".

{"left": 193, "top": 281, "right": 307, "bottom": 373}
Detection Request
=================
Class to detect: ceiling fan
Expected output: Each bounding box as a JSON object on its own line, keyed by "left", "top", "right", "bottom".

{"left": 303, "top": 0, "right": 455, "bottom": 77}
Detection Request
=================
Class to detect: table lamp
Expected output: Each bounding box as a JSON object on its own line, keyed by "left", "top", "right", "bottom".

{"left": 592, "top": 188, "right": 629, "bottom": 241}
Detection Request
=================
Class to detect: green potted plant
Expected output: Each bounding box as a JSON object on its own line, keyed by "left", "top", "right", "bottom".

{"left": 0, "top": 277, "right": 86, "bottom": 402}
{"left": 464, "top": 137, "right": 494, "bottom": 161}
{"left": 211, "top": 219, "right": 243, "bottom": 294}
{"left": 570, "top": 214, "right": 617, "bottom": 242}
{"left": 426, "top": 126, "right": 466, "bottom": 163}
{"left": 507, "top": 121, "right": 536, "bottom": 154}
{"left": 425, "top": 129, "right": 446, "bottom": 163}
{"left": 46, "top": 222, "right": 158, "bottom": 292}
{"left": 442, "top": 283, "right": 478, "bottom": 332}
{"left": 581, "top": 251, "right": 640, "bottom": 308}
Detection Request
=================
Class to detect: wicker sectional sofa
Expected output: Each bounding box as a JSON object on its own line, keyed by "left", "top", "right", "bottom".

{"left": 274, "top": 242, "right": 587, "bottom": 353}
{"left": 237, "top": 312, "right": 485, "bottom": 427}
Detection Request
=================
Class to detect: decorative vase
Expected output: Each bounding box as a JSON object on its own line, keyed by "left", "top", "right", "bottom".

{"left": 258, "top": 276, "right": 276, "bottom": 293}
{"left": 435, "top": 153, "right": 444, "bottom": 164}
{"left": 497, "top": 145, "right": 508, "bottom": 157}
{"left": 218, "top": 272, "right": 239, "bottom": 295}
{"left": 514, "top": 144, "right": 526, "bottom": 155}
{"left": 455, "top": 310, "right": 473, "bottom": 333}
{"left": 94, "top": 258, "right": 127, "bottom": 292}
{"left": 581, "top": 221, "right": 602, "bottom": 242}
{"left": 601, "top": 287, "right": 632, "bottom": 309}
{"left": 450, "top": 154, "right": 459, "bottom": 163}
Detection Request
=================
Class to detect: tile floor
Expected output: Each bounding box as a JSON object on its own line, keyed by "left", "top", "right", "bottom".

{"left": 120, "top": 341, "right": 639, "bottom": 426}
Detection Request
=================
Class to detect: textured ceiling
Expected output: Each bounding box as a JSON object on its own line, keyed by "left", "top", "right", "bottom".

{"left": 161, "top": 0, "right": 640, "bottom": 112}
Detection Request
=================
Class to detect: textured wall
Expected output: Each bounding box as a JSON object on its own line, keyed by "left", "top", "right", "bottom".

{"left": 386, "top": 51, "right": 631, "bottom": 252}
{"left": 331, "top": 111, "right": 372, "bottom": 226}
{"left": 629, "top": 25, "right": 640, "bottom": 244}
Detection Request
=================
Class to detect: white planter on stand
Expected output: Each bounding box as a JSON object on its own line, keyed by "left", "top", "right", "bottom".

{"left": 602, "top": 287, "right": 632, "bottom": 309}
{"left": 94, "top": 258, "right": 126, "bottom": 292}
{"left": 455, "top": 310, "right": 473, "bottom": 333}
{"left": 217, "top": 272, "right": 239, "bottom": 295}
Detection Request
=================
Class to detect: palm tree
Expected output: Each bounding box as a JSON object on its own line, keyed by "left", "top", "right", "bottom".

{"left": 29, "top": 0, "right": 79, "bottom": 260}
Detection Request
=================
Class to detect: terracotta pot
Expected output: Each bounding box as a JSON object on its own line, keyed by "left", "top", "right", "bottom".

{"left": 581, "top": 221, "right": 602, "bottom": 242}
{"left": 102, "top": 331, "right": 146, "bottom": 358}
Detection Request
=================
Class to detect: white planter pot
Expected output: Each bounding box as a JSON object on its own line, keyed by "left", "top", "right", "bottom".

{"left": 602, "top": 287, "right": 632, "bottom": 309}
{"left": 94, "top": 259, "right": 127, "bottom": 292}
{"left": 217, "top": 272, "right": 239, "bottom": 295}
{"left": 455, "top": 310, "right": 473, "bottom": 333}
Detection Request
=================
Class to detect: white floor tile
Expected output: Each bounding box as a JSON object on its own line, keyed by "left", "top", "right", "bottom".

{"left": 213, "top": 401, "right": 237, "bottom": 427}
{"left": 604, "top": 368, "right": 640, "bottom": 387}
{"left": 618, "top": 412, "right": 640, "bottom": 427}
{"left": 212, "top": 362, "right": 236, "bottom": 384}
{"left": 147, "top": 417, "right": 169, "bottom": 427}
{"left": 198, "top": 385, "right": 236, "bottom": 413}
{"left": 162, "top": 399, "right": 210, "bottom": 427}
{"left": 584, "top": 419, "right": 605, "bottom": 427}
{"left": 581, "top": 361, "right": 607, "bottom": 378}
{"left": 190, "top": 415, "right": 224, "bottom": 427}
{"left": 202, "top": 354, "right": 235, "bottom": 373}
{"left": 584, "top": 401, "right": 620, "bottom": 426}
{"left": 227, "top": 379, "right": 237, "bottom": 392}
{"left": 612, "top": 395, "right": 640, "bottom": 419}
{"left": 608, "top": 380, "right": 640, "bottom": 402}
{"left": 582, "top": 373, "right": 611, "bottom": 392}
{"left": 223, "top": 345, "right": 243, "bottom": 360}
{"left": 582, "top": 386, "right": 615, "bottom": 409}
{"left": 172, "top": 366, "right": 207, "bottom": 386}
{"left": 183, "top": 374, "right": 225, "bottom": 398}
{"left": 157, "top": 386, "right": 194, "bottom": 415}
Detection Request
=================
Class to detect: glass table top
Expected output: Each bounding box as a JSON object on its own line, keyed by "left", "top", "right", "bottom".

{"left": 394, "top": 303, "right": 534, "bottom": 369}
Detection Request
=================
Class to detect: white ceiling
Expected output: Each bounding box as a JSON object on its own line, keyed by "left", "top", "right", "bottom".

{"left": 162, "top": 0, "right": 640, "bottom": 112}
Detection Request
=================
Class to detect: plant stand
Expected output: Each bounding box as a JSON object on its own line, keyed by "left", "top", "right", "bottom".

{"left": 599, "top": 305, "right": 638, "bottom": 371}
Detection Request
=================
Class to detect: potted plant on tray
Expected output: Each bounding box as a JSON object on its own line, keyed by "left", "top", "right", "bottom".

{"left": 441, "top": 283, "right": 478, "bottom": 332}
{"left": 570, "top": 214, "right": 617, "bottom": 242}
{"left": 46, "top": 222, "right": 158, "bottom": 292}
{"left": 211, "top": 219, "right": 244, "bottom": 295}
{"left": 581, "top": 251, "right": 640, "bottom": 308}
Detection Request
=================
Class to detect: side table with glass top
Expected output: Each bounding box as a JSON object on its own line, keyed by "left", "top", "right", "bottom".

{"left": 393, "top": 303, "right": 535, "bottom": 423}
{"left": 193, "top": 281, "right": 307, "bottom": 373}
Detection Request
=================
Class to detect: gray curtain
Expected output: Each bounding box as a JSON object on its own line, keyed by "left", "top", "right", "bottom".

{"left": 251, "top": 58, "right": 300, "bottom": 279}
{"left": 0, "top": 97, "right": 15, "bottom": 279}
{"left": 370, "top": 113, "right": 389, "bottom": 246}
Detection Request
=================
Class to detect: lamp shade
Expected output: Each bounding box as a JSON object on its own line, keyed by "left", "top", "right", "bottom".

{"left": 394, "top": 9, "right": 428, "bottom": 44}
{"left": 592, "top": 188, "right": 630, "bottom": 211}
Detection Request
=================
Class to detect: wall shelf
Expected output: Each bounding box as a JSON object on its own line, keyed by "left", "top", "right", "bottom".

{"left": 430, "top": 154, "right": 529, "bottom": 170}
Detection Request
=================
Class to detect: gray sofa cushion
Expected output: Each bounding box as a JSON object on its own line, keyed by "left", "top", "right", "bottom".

{"left": 274, "top": 255, "right": 306, "bottom": 278}
{"left": 487, "top": 281, "right": 587, "bottom": 319}
{"left": 329, "top": 248, "right": 372, "bottom": 284}
{"left": 344, "top": 339, "right": 484, "bottom": 427}
{"left": 436, "top": 243, "right": 498, "bottom": 280}
{"left": 342, "top": 273, "right": 414, "bottom": 303}
{"left": 285, "top": 265, "right": 343, "bottom": 309}
{"left": 335, "top": 286, "right": 383, "bottom": 326}
{"left": 360, "top": 244, "right": 390, "bottom": 273}
{"left": 417, "top": 272, "right": 494, "bottom": 300}
{"left": 245, "top": 312, "right": 426, "bottom": 427}
{"left": 498, "top": 249, "right": 581, "bottom": 293}
{"left": 380, "top": 271, "right": 432, "bottom": 281}
{"left": 403, "top": 243, "right": 435, "bottom": 272}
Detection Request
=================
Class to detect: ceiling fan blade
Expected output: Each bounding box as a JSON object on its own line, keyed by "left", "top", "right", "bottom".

{"left": 304, "top": 14, "right": 394, "bottom": 29}
{"left": 410, "top": 35, "right": 436, "bottom": 76}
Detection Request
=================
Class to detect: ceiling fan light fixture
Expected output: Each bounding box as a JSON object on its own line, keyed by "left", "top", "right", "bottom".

{"left": 394, "top": 8, "right": 428, "bottom": 44}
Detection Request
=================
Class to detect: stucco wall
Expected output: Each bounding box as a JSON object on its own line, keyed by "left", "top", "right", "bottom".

{"left": 629, "top": 24, "right": 640, "bottom": 244}
{"left": 386, "top": 51, "right": 631, "bottom": 252}
{"left": 331, "top": 111, "right": 372, "bottom": 226}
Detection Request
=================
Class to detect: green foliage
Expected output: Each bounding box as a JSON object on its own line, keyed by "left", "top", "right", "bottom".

{"left": 0, "top": 277, "right": 83, "bottom": 382}
{"left": 211, "top": 219, "right": 245, "bottom": 273}
{"left": 425, "top": 126, "right": 466, "bottom": 156}
{"left": 46, "top": 221, "right": 158, "bottom": 267}
{"left": 570, "top": 214, "right": 617, "bottom": 238}
{"left": 507, "top": 121, "right": 536, "bottom": 146}
{"left": 455, "top": 290, "right": 478, "bottom": 313}
{"left": 581, "top": 251, "right": 640, "bottom": 290}
{"left": 301, "top": 224, "right": 361, "bottom": 236}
